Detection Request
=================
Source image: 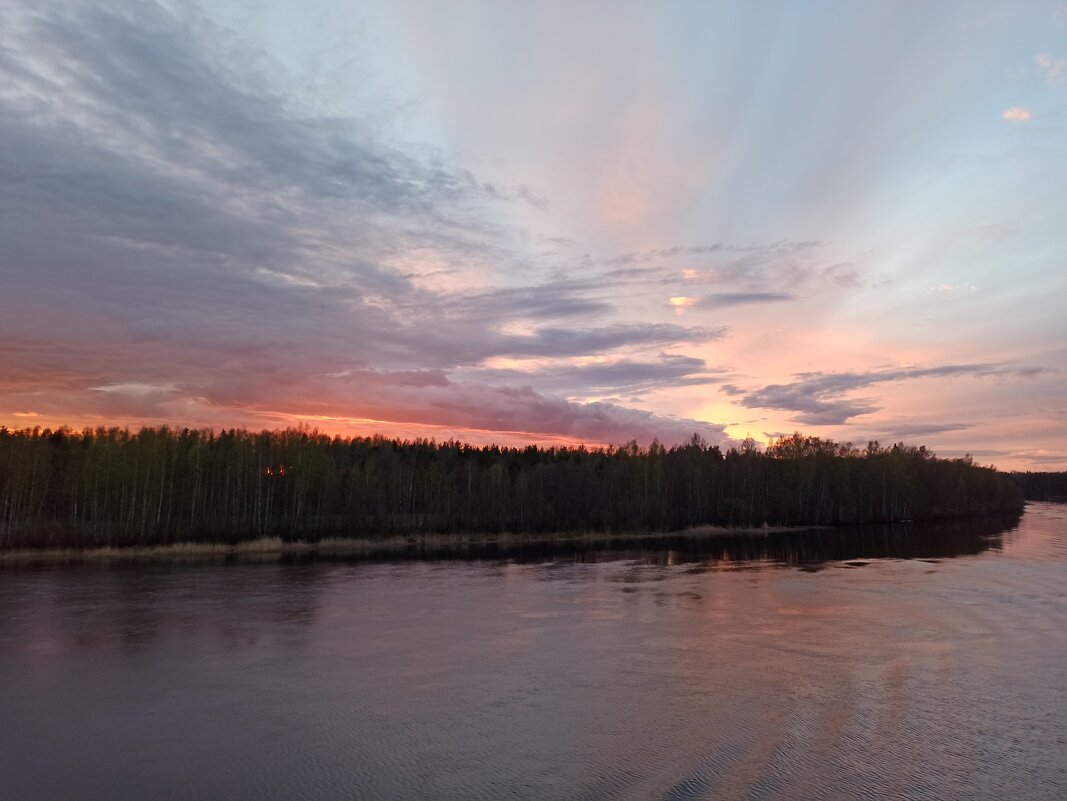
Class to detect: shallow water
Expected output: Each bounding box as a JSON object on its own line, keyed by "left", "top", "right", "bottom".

{"left": 1, "top": 505, "right": 1065, "bottom": 800}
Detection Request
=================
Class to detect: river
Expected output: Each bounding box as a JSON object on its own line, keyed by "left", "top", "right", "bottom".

{"left": 1, "top": 504, "right": 1065, "bottom": 800}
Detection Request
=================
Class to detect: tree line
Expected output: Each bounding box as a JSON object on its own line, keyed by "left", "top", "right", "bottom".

{"left": 1009, "top": 471, "right": 1067, "bottom": 501}
{"left": 0, "top": 426, "right": 1024, "bottom": 548}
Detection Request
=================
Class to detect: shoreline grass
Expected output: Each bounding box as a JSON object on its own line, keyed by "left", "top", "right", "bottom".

{"left": 0, "top": 524, "right": 821, "bottom": 565}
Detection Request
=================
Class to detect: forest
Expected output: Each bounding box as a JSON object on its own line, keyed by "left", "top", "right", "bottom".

{"left": 0, "top": 426, "right": 1024, "bottom": 549}
{"left": 1010, "top": 471, "right": 1067, "bottom": 501}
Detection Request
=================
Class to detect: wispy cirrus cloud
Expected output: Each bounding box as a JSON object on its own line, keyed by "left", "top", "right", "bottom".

{"left": 3, "top": 1, "right": 1066, "bottom": 468}
{"left": 669, "top": 292, "right": 795, "bottom": 314}
{"left": 604, "top": 240, "right": 822, "bottom": 266}
{"left": 461, "top": 353, "right": 728, "bottom": 397}
{"left": 723, "top": 363, "right": 1046, "bottom": 426}
{"left": 491, "top": 324, "right": 724, "bottom": 360}
{"left": 864, "top": 421, "right": 974, "bottom": 440}
{"left": 0, "top": 1, "right": 730, "bottom": 445}
{"left": 663, "top": 244, "right": 883, "bottom": 299}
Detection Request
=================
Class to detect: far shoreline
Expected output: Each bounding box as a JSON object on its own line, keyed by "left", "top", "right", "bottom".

{"left": 0, "top": 523, "right": 827, "bottom": 566}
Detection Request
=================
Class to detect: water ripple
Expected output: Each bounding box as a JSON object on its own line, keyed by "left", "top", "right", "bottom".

{"left": 0, "top": 505, "right": 1064, "bottom": 800}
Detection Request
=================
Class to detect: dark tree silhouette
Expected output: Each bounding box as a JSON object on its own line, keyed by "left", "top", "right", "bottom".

{"left": 0, "top": 426, "right": 1024, "bottom": 549}
{"left": 1009, "top": 471, "right": 1067, "bottom": 501}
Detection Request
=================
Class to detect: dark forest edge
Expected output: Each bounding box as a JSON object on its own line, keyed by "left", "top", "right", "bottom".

{"left": 0, "top": 425, "right": 1027, "bottom": 550}
{"left": 1010, "top": 470, "right": 1067, "bottom": 502}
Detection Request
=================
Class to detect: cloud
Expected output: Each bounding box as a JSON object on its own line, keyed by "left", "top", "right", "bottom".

{"left": 866, "top": 421, "right": 974, "bottom": 439}
{"left": 462, "top": 354, "right": 727, "bottom": 396}
{"left": 663, "top": 241, "right": 880, "bottom": 299}
{"left": 675, "top": 256, "right": 878, "bottom": 295}
{"left": 606, "top": 240, "right": 822, "bottom": 267}
{"left": 669, "top": 292, "right": 795, "bottom": 314}
{"left": 0, "top": 1, "right": 739, "bottom": 444}
{"left": 820, "top": 262, "right": 863, "bottom": 288}
{"left": 1002, "top": 107, "right": 1032, "bottom": 122}
{"left": 447, "top": 284, "right": 613, "bottom": 323}
{"left": 3, "top": 367, "right": 728, "bottom": 447}
{"left": 962, "top": 448, "right": 1067, "bottom": 467}
{"left": 4, "top": 0, "right": 1060, "bottom": 467}
{"left": 723, "top": 363, "right": 1045, "bottom": 425}
{"left": 702, "top": 292, "right": 794, "bottom": 308}
{"left": 1036, "top": 53, "right": 1066, "bottom": 86}
{"left": 493, "top": 324, "right": 725, "bottom": 359}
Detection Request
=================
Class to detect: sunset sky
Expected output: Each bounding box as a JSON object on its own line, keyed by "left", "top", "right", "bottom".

{"left": 2, "top": 1, "right": 1066, "bottom": 469}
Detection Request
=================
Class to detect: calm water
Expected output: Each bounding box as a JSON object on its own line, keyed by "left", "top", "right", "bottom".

{"left": 2, "top": 506, "right": 1065, "bottom": 801}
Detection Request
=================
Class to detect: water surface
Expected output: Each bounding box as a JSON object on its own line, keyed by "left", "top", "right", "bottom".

{"left": 2, "top": 506, "right": 1065, "bottom": 800}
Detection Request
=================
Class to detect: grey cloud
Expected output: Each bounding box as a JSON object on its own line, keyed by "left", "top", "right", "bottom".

{"left": 0, "top": 3, "right": 715, "bottom": 376}
{"left": 445, "top": 283, "right": 614, "bottom": 323}
{"left": 494, "top": 325, "right": 726, "bottom": 359}
{"left": 869, "top": 422, "right": 974, "bottom": 439}
{"left": 762, "top": 431, "right": 790, "bottom": 441}
{"left": 0, "top": 1, "right": 737, "bottom": 443}
{"left": 959, "top": 449, "right": 1067, "bottom": 467}
{"left": 645, "top": 245, "right": 883, "bottom": 298}
{"left": 462, "top": 354, "right": 726, "bottom": 396}
{"left": 39, "top": 368, "right": 729, "bottom": 447}
{"left": 605, "top": 240, "right": 822, "bottom": 266}
{"left": 2, "top": 4, "right": 493, "bottom": 299}
{"left": 480, "top": 181, "right": 549, "bottom": 209}
{"left": 21, "top": 4, "right": 481, "bottom": 218}
{"left": 821, "top": 262, "right": 863, "bottom": 288}
{"left": 275, "top": 371, "right": 731, "bottom": 446}
{"left": 724, "top": 363, "right": 1044, "bottom": 425}
{"left": 447, "top": 265, "right": 670, "bottom": 324}
{"left": 668, "top": 248, "right": 831, "bottom": 298}
{"left": 691, "top": 292, "right": 795, "bottom": 309}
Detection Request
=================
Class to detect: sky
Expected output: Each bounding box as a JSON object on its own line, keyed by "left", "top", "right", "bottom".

{"left": 1, "top": 1, "right": 1066, "bottom": 469}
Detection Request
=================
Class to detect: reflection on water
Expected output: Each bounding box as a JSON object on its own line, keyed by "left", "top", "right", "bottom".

{"left": 450, "top": 511, "right": 1023, "bottom": 568}
{"left": 0, "top": 505, "right": 1064, "bottom": 800}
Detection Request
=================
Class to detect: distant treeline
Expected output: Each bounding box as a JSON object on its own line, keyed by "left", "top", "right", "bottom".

{"left": 0, "top": 426, "right": 1024, "bottom": 549}
{"left": 1010, "top": 471, "right": 1067, "bottom": 501}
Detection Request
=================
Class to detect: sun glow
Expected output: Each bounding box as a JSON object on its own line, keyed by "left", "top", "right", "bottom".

{"left": 669, "top": 296, "right": 698, "bottom": 315}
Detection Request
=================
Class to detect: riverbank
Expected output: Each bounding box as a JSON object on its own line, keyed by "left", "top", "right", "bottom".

{"left": 0, "top": 427, "right": 1024, "bottom": 552}
{"left": 0, "top": 524, "right": 819, "bottom": 565}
